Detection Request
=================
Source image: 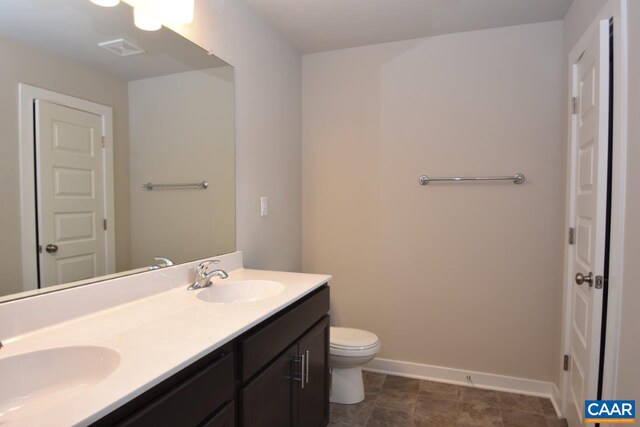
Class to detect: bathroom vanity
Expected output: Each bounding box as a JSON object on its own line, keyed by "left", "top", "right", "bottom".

{"left": 95, "top": 287, "right": 330, "bottom": 427}
{"left": 0, "top": 252, "right": 331, "bottom": 427}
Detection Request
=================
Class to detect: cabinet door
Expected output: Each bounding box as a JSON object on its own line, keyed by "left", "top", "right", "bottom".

{"left": 241, "top": 345, "right": 297, "bottom": 427}
{"left": 295, "top": 317, "right": 330, "bottom": 427}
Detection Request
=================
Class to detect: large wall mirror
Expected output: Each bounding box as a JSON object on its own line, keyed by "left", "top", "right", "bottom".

{"left": 0, "top": 0, "right": 236, "bottom": 301}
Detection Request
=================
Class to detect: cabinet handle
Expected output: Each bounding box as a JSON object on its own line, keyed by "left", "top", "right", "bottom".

{"left": 305, "top": 350, "right": 310, "bottom": 384}
{"left": 300, "top": 353, "right": 305, "bottom": 389}
{"left": 291, "top": 354, "right": 305, "bottom": 388}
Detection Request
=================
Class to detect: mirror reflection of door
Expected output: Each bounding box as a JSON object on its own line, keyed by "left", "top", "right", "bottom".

{"left": 34, "top": 97, "right": 114, "bottom": 288}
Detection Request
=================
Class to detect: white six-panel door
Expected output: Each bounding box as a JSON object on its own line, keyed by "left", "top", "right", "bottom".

{"left": 35, "top": 100, "right": 107, "bottom": 287}
{"left": 566, "top": 19, "right": 609, "bottom": 427}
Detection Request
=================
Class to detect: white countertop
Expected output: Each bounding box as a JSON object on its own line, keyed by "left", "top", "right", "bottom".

{"left": 0, "top": 257, "right": 330, "bottom": 426}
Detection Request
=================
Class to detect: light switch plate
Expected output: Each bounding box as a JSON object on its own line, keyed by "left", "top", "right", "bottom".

{"left": 260, "top": 196, "right": 268, "bottom": 216}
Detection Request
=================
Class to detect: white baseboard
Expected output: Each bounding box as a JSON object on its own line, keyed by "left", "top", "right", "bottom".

{"left": 364, "top": 358, "right": 562, "bottom": 417}
{"left": 550, "top": 383, "right": 562, "bottom": 418}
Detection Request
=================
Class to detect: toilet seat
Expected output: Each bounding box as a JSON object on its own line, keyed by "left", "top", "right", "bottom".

{"left": 330, "top": 327, "right": 380, "bottom": 352}
{"left": 330, "top": 342, "right": 381, "bottom": 357}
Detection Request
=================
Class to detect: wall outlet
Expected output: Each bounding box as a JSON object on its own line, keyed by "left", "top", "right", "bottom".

{"left": 260, "top": 196, "right": 268, "bottom": 217}
{"left": 465, "top": 375, "right": 473, "bottom": 385}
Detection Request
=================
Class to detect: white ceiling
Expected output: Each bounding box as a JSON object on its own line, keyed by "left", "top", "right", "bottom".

{"left": 245, "top": 0, "right": 574, "bottom": 53}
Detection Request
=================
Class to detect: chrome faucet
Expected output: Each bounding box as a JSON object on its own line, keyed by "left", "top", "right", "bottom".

{"left": 188, "top": 260, "right": 228, "bottom": 290}
{"left": 149, "top": 257, "right": 174, "bottom": 270}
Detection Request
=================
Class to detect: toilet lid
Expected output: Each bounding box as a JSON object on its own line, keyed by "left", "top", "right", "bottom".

{"left": 330, "top": 327, "right": 379, "bottom": 350}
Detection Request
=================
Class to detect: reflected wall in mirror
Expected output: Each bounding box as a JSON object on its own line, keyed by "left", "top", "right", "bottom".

{"left": 0, "top": 0, "right": 236, "bottom": 300}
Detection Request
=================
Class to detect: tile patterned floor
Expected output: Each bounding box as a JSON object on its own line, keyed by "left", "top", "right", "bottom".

{"left": 329, "top": 372, "right": 568, "bottom": 427}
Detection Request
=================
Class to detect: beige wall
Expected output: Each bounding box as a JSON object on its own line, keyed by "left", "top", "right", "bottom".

{"left": 302, "top": 21, "right": 565, "bottom": 382}
{"left": 617, "top": 0, "right": 640, "bottom": 402}
{"left": 174, "top": 0, "right": 302, "bottom": 271}
{"left": 563, "top": 0, "right": 610, "bottom": 53}
{"left": 129, "top": 67, "right": 236, "bottom": 267}
{"left": 0, "top": 38, "right": 131, "bottom": 296}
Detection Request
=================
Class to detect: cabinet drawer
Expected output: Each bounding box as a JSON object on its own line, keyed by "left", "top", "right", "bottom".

{"left": 120, "top": 352, "right": 235, "bottom": 427}
{"left": 241, "top": 286, "right": 329, "bottom": 382}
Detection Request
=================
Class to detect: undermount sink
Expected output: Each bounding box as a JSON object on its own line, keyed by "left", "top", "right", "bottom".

{"left": 197, "top": 280, "right": 285, "bottom": 303}
{"left": 0, "top": 346, "right": 120, "bottom": 422}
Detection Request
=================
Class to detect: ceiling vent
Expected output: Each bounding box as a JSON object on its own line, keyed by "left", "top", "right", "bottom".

{"left": 98, "top": 38, "right": 145, "bottom": 57}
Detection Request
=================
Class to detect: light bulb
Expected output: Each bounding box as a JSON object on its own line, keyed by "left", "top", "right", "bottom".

{"left": 90, "top": 0, "right": 120, "bottom": 6}
{"left": 134, "top": 3, "right": 161, "bottom": 31}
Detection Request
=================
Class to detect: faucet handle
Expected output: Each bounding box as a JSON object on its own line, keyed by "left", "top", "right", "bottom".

{"left": 195, "top": 259, "right": 221, "bottom": 276}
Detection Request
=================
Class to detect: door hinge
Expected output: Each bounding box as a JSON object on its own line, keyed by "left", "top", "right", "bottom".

{"left": 563, "top": 355, "right": 570, "bottom": 371}
{"left": 568, "top": 227, "right": 575, "bottom": 245}
{"left": 101, "top": 136, "right": 106, "bottom": 148}
{"left": 103, "top": 219, "right": 107, "bottom": 230}
{"left": 572, "top": 97, "right": 578, "bottom": 115}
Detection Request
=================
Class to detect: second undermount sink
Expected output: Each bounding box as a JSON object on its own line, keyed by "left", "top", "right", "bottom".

{"left": 0, "top": 346, "right": 120, "bottom": 423}
{"left": 197, "top": 280, "right": 285, "bottom": 304}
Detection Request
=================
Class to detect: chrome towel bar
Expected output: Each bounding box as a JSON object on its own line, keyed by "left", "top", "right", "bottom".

{"left": 418, "top": 173, "right": 525, "bottom": 185}
{"left": 142, "top": 181, "right": 209, "bottom": 191}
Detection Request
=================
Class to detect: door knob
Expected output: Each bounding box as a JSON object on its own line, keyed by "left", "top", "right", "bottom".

{"left": 45, "top": 244, "right": 59, "bottom": 254}
{"left": 575, "top": 272, "right": 593, "bottom": 286}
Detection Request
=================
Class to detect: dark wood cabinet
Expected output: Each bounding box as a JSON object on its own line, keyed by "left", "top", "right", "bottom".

{"left": 241, "top": 287, "right": 330, "bottom": 382}
{"left": 118, "top": 352, "right": 234, "bottom": 427}
{"left": 240, "top": 316, "right": 330, "bottom": 427}
{"left": 239, "top": 287, "right": 330, "bottom": 427}
{"left": 295, "top": 317, "right": 330, "bottom": 427}
{"left": 241, "top": 345, "right": 298, "bottom": 427}
{"left": 94, "top": 284, "right": 330, "bottom": 427}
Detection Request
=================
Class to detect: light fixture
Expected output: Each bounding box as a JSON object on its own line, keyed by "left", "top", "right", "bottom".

{"left": 133, "top": 1, "right": 161, "bottom": 31}
{"left": 89, "top": 0, "right": 194, "bottom": 31}
{"left": 90, "top": 0, "right": 120, "bottom": 6}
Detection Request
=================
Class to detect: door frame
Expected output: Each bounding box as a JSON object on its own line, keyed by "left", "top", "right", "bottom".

{"left": 560, "top": 0, "right": 628, "bottom": 420}
{"left": 19, "top": 84, "right": 116, "bottom": 291}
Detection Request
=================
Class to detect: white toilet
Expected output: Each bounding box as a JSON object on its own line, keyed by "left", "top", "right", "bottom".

{"left": 329, "top": 327, "right": 381, "bottom": 404}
